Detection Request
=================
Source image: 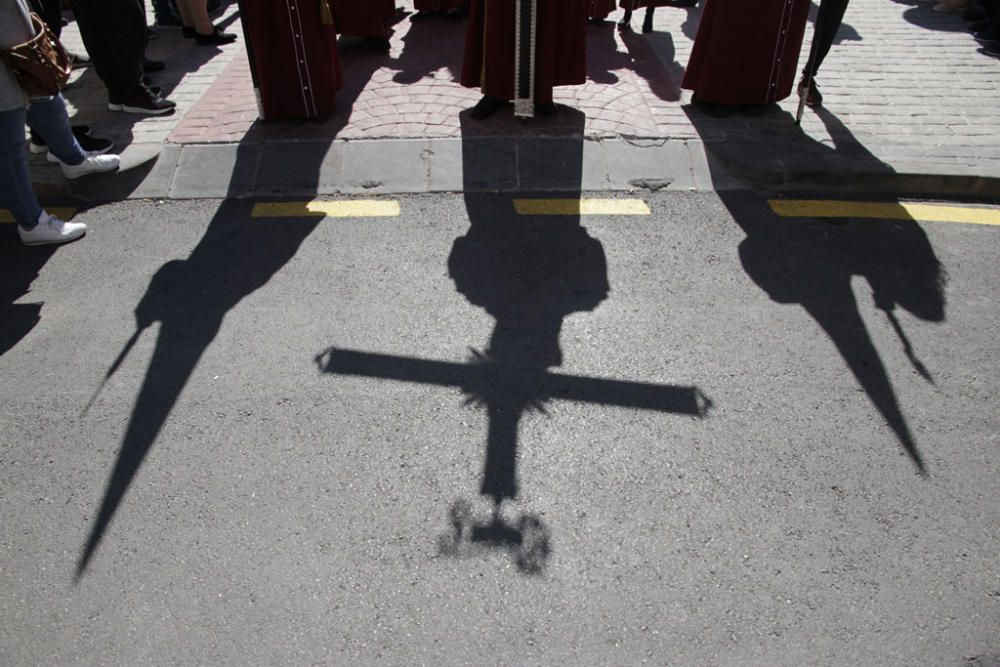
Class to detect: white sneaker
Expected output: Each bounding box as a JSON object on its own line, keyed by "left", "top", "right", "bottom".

{"left": 59, "top": 153, "right": 120, "bottom": 180}
{"left": 18, "top": 210, "right": 87, "bottom": 246}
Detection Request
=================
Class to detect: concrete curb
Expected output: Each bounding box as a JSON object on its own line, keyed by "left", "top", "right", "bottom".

{"left": 28, "top": 136, "right": 1000, "bottom": 205}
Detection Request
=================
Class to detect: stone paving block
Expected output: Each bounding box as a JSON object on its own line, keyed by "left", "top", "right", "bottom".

{"left": 605, "top": 138, "right": 692, "bottom": 192}
{"left": 426, "top": 138, "right": 464, "bottom": 193}
{"left": 170, "top": 143, "right": 261, "bottom": 199}
{"left": 337, "top": 140, "right": 431, "bottom": 194}
{"left": 123, "top": 145, "right": 182, "bottom": 200}
{"left": 256, "top": 142, "right": 341, "bottom": 197}
{"left": 518, "top": 137, "right": 593, "bottom": 192}
{"left": 454, "top": 137, "right": 518, "bottom": 192}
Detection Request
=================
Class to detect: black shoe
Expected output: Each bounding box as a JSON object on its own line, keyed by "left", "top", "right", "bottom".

{"left": 974, "top": 32, "right": 1000, "bottom": 44}
{"left": 469, "top": 95, "right": 507, "bottom": 120}
{"left": 29, "top": 124, "right": 94, "bottom": 153}
{"left": 182, "top": 26, "right": 196, "bottom": 38}
{"left": 797, "top": 77, "right": 822, "bottom": 107}
{"left": 142, "top": 58, "right": 166, "bottom": 72}
{"left": 969, "top": 18, "right": 992, "bottom": 31}
{"left": 112, "top": 87, "right": 176, "bottom": 115}
{"left": 195, "top": 26, "right": 237, "bottom": 45}
{"left": 984, "top": 43, "right": 1000, "bottom": 57}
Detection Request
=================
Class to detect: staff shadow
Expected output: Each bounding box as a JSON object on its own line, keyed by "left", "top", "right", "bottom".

{"left": 317, "top": 108, "right": 709, "bottom": 574}
{"left": 74, "top": 33, "right": 391, "bottom": 576}
{"left": 686, "top": 103, "right": 946, "bottom": 474}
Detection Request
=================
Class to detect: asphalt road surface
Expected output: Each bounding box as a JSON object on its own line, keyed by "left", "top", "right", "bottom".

{"left": 2, "top": 191, "right": 998, "bottom": 666}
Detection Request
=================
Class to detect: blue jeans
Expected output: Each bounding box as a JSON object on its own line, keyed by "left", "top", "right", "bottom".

{"left": 0, "top": 95, "right": 84, "bottom": 229}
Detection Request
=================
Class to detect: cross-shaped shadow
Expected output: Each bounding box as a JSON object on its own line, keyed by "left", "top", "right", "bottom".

{"left": 317, "top": 108, "right": 709, "bottom": 573}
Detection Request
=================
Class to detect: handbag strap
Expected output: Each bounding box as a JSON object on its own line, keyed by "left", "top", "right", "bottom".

{"left": 14, "top": 0, "right": 37, "bottom": 35}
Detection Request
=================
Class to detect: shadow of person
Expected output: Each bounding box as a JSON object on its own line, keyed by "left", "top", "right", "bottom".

{"left": 75, "top": 194, "right": 325, "bottom": 578}
{"left": 618, "top": 26, "right": 685, "bottom": 102}
{"left": 0, "top": 239, "right": 56, "bottom": 358}
{"left": 685, "top": 103, "right": 946, "bottom": 475}
{"left": 390, "top": 8, "right": 466, "bottom": 85}
{"left": 74, "top": 36, "right": 381, "bottom": 574}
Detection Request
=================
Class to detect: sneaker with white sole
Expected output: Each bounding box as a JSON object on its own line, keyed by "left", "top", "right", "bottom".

{"left": 60, "top": 153, "right": 121, "bottom": 180}
{"left": 18, "top": 210, "right": 87, "bottom": 246}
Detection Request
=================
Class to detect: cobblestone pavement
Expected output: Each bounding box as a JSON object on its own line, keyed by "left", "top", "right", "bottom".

{"left": 37, "top": 0, "right": 1000, "bottom": 198}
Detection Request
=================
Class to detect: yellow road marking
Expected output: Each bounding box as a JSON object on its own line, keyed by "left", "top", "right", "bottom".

{"left": 1, "top": 208, "right": 77, "bottom": 223}
{"left": 252, "top": 200, "right": 401, "bottom": 218}
{"left": 514, "top": 198, "right": 651, "bottom": 216}
{"left": 769, "top": 200, "right": 1000, "bottom": 226}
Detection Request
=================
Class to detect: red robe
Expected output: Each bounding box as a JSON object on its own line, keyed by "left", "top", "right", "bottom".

{"left": 332, "top": 0, "right": 397, "bottom": 38}
{"left": 414, "top": 0, "right": 467, "bottom": 9}
{"left": 461, "top": 0, "right": 588, "bottom": 105}
{"left": 682, "top": 0, "right": 809, "bottom": 105}
{"left": 240, "top": 0, "right": 342, "bottom": 120}
{"left": 590, "top": 0, "right": 617, "bottom": 19}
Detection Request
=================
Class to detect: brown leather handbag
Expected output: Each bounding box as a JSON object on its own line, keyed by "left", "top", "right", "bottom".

{"left": 0, "top": 11, "right": 72, "bottom": 97}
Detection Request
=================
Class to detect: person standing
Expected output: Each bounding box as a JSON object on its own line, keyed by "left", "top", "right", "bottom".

{"left": 1, "top": 0, "right": 120, "bottom": 246}
{"left": 461, "top": 0, "right": 589, "bottom": 119}
{"left": 799, "top": 0, "right": 850, "bottom": 107}
{"left": 71, "top": 0, "right": 176, "bottom": 114}
{"left": 239, "top": 0, "right": 342, "bottom": 120}
{"left": 682, "top": 0, "right": 810, "bottom": 108}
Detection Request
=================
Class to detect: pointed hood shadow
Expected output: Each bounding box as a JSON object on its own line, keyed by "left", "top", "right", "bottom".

{"left": 685, "top": 104, "right": 946, "bottom": 474}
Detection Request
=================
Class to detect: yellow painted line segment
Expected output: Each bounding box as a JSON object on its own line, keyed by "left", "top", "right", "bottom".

{"left": 1, "top": 208, "right": 76, "bottom": 223}
{"left": 769, "top": 200, "right": 1000, "bottom": 227}
{"left": 514, "top": 198, "right": 651, "bottom": 216}
{"left": 252, "top": 200, "right": 401, "bottom": 218}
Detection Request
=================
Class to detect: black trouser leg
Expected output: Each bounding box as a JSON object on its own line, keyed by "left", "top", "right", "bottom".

{"left": 71, "top": 0, "right": 147, "bottom": 97}
{"left": 29, "top": 0, "right": 64, "bottom": 37}
{"left": 803, "top": 0, "right": 851, "bottom": 78}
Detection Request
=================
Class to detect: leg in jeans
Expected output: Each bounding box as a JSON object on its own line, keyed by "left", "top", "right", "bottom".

{"left": 0, "top": 107, "right": 44, "bottom": 229}
{"left": 25, "top": 95, "right": 85, "bottom": 166}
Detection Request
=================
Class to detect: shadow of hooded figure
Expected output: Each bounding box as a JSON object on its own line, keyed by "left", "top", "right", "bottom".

{"left": 734, "top": 195, "right": 945, "bottom": 474}
{"left": 447, "top": 107, "right": 609, "bottom": 504}
{"left": 76, "top": 201, "right": 323, "bottom": 577}
{"left": 685, "top": 102, "right": 946, "bottom": 474}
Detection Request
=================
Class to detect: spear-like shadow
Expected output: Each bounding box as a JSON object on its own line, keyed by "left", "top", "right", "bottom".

{"left": 317, "top": 108, "right": 708, "bottom": 572}
{"left": 76, "top": 25, "right": 402, "bottom": 577}
{"left": 686, "top": 103, "right": 945, "bottom": 473}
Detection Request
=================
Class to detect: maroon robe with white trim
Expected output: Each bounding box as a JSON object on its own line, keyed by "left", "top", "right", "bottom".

{"left": 682, "top": 0, "right": 809, "bottom": 105}
{"left": 241, "top": 0, "right": 342, "bottom": 120}
{"left": 461, "top": 0, "right": 588, "bottom": 106}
